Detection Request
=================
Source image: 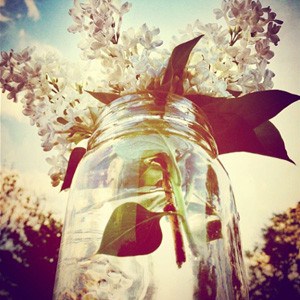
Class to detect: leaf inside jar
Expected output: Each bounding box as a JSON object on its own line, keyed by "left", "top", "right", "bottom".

{"left": 97, "top": 202, "right": 170, "bottom": 256}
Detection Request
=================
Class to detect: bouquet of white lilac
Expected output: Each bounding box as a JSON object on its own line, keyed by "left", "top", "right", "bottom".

{"left": 1, "top": 0, "right": 297, "bottom": 189}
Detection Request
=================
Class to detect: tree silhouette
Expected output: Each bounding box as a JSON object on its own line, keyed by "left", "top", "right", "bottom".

{"left": 246, "top": 202, "right": 300, "bottom": 300}
{"left": 0, "top": 170, "right": 62, "bottom": 300}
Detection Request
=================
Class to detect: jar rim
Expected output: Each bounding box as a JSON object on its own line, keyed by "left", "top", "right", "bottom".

{"left": 88, "top": 93, "right": 218, "bottom": 158}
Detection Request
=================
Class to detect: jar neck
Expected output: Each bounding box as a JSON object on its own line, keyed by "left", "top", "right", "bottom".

{"left": 88, "top": 93, "right": 218, "bottom": 158}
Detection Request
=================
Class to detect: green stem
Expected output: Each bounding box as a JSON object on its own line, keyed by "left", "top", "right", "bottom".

{"left": 155, "top": 131, "right": 199, "bottom": 257}
{"left": 170, "top": 178, "right": 199, "bottom": 257}
{"left": 151, "top": 154, "right": 186, "bottom": 268}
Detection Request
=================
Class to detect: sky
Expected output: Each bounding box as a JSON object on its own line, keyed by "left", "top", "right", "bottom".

{"left": 0, "top": 0, "right": 300, "bottom": 251}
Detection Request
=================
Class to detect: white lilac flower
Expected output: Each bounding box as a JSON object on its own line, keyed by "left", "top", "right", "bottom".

{"left": 206, "top": 0, "right": 282, "bottom": 94}
{"left": 46, "top": 152, "right": 69, "bottom": 187}
{"left": 68, "top": 0, "right": 132, "bottom": 59}
{"left": 0, "top": 48, "right": 35, "bottom": 102}
{"left": 83, "top": 22, "right": 165, "bottom": 94}
{"left": 138, "top": 24, "right": 163, "bottom": 50}
{"left": 255, "top": 39, "right": 274, "bottom": 60}
{"left": 235, "top": 47, "right": 257, "bottom": 66}
{"left": 175, "top": 20, "right": 234, "bottom": 96}
{"left": 216, "top": 0, "right": 282, "bottom": 47}
{"left": 262, "top": 69, "right": 275, "bottom": 90}
{"left": 266, "top": 22, "right": 281, "bottom": 46}
{"left": 213, "top": 0, "right": 230, "bottom": 20}
{"left": 196, "top": 22, "right": 228, "bottom": 47}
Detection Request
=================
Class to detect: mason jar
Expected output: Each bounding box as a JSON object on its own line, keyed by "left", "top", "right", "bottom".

{"left": 54, "top": 93, "right": 249, "bottom": 300}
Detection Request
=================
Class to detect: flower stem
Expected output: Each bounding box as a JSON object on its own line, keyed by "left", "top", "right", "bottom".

{"left": 171, "top": 179, "right": 199, "bottom": 257}
{"left": 151, "top": 154, "right": 186, "bottom": 268}
{"left": 152, "top": 129, "right": 199, "bottom": 258}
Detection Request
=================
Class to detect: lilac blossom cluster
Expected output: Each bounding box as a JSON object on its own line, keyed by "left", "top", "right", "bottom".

{"left": 177, "top": 0, "right": 283, "bottom": 96}
{"left": 0, "top": 0, "right": 283, "bottom": 187}
{"left": 68, "top": 0, "right": 164, "bottom": 94}
{"left": 0, "top": 48, "right": 101, "bottom": 186}
{"left": 68, "top": 0, "right": 132, "bottom": 58}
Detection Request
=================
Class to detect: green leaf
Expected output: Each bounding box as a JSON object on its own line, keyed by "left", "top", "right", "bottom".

{"left": 61, "top": 147, "right": 86, "bottom": 191}
{"left": 86, "top": 90, "right": 120, "bottom": 104}
{"left": 160, "top": 35, "right": 204, "bottom": 94}
{"left": 97, "top": 202, "right": 169, "bottom": 256}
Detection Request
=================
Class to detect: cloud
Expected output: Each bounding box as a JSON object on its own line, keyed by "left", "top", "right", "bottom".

{"left": 0, "top": 93, "right": 28, "bottom": 123}
{"left": 0, "top": 0, "right": 40, "bottom": 24}
{"left": 24, "top": 0, "right": 40, "bottom": 21}
{"left": 18, "top": 169, "right": 68, "bottom": 219}
{"left": 0, "top": 121, "right": 17, "bottom": 169}
{"left": 0, "top": 0, "right": 11, "bottom": 23}
{"left": 1, "top": 117, "right": 67, "bottom": 219}
{"left": 0, "top": 11, "right": 11, "bottom": 22}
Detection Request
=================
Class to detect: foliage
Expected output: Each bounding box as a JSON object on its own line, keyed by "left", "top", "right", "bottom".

{"left": 0, "top": 170, "right": 62, "bottom": 300}
{"left": 246, "top": 202, "right": 300, "bottom": 300}
{"left": 185, "top": 90, "right": 299, "bottom": 162}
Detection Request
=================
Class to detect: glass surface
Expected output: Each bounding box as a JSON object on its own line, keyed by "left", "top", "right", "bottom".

{"left": 54, "top": 94, "right": 249, "bottom": 299}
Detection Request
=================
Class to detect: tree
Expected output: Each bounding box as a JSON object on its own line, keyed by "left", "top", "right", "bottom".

{"left": 246, "top": 202, "right": 300, "bottom": 299}
{"left": 0, "top": 170, "right": 62, "bottom": 300}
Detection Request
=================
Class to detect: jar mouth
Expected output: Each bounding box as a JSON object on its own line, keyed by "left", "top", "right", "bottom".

{"left": 88, "top": 93, "right": 218, "bottom": 158}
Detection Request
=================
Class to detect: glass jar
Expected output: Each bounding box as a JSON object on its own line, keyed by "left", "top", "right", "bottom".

{"left": 54, "top": 93, "right": 249, "bottom": 300}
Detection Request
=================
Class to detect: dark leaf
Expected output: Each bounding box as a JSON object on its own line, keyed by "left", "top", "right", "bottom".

{"left": 160, "top": 35, "right": 204, "bottom": 93}
{"left": 205, "top": 111, "right": 294, "bottom": 162}
{"left": 254, "top": 121, "right": 294, "bottom": 163}
{"left": 97, "top": 202, "right": 168, "bottom": 256}
{"left": 205, "top": 166, "right": 219, "bottom": 216}
{"left": 227, "top": 90, "right": 242, "bottom": 98}
{"left": 61, "top": 147, "right": 86, "bottom": 191}
{"left": 207, "top": 219, "right": 222, "bottom": 242}
{"left": 185, "top": 90, "right": 299, "bottom": 162}
{"left": 184, "top": 93, "right": 224, "bottom": 107}
{"left": 86, "top": 90, "right": 120, "bottom": 104}
{"left": 186, "top": 90, "right": 299, "bottom": 128}
{"left": 204, "top": 111, "right": 264, "bottom": 155}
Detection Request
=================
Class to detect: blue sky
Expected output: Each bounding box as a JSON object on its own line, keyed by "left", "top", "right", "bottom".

{"left": 0, "top": 1, "right": 77, "bottom": 52}
{"left": 1, "top": 0, "right": 300, "bottom": 250}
